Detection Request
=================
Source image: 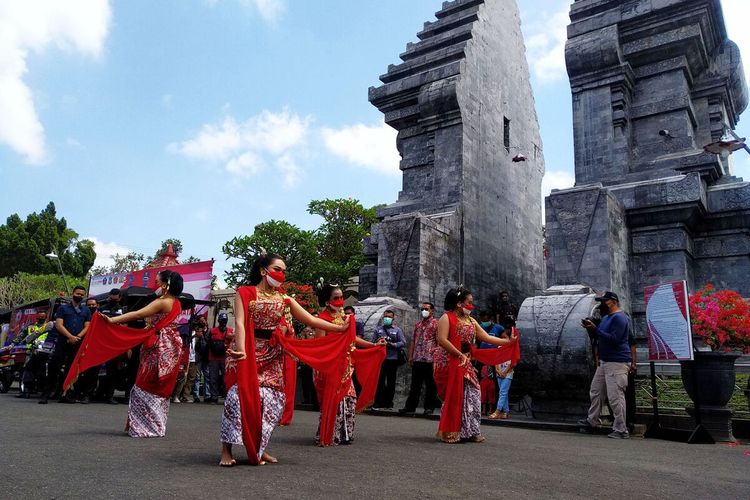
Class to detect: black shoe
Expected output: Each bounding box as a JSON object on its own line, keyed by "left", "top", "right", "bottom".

{"left": 193, "top": 397, "right": 201, "bottom": 403}
{"left": 77, "top": 397, "right": 90, "bottom": 405}
{"left": 423, "top": 409, "right": 434, "bottom": 416}
{"left": 106, "top": 398, "right": 118, "bottom": 405}
{"left": 58, "top": 396, "right": 75, "bottom": 404}
{"left": 38, "top": 397, "right": 48, "bottom": 405}
{"left": 398, "top": 408, "right": 415, "bottom": 415}
{"left": 15, "top": 392, "right": 29, "bottom": 399}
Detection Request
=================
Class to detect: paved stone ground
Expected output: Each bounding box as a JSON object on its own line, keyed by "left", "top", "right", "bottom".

{"left": 1, "top": 393, "right": 748, "bottom": 499}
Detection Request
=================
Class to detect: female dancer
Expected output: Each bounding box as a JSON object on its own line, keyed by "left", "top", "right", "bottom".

{"left": 219, "top": 253, "right": 351, "bottom": 466}
{"left": 64, "top": 270, "right": 184, "bottom": 438}
{"left": 313, "top": 284, "right": 385, "bottom": 446}
{"left": 433, "top": 286, "right": 518, "bottom": 444}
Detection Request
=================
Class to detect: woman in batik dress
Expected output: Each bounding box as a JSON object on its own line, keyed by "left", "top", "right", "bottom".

{"left": 219, "top": 253, "right": 350, "bottom": 466}
{"left": 433, "top": 286, "right": 517, "bottom": 444}
{"left": 104, "top": 270, "right": 185, "bottom": 437}
{"left": 313, "top": 284, "right": 385, "bottom": 446}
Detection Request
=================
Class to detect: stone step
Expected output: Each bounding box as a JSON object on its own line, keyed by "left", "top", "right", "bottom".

{"left": 399, "top": 21, "right": 474, "bottom": 62}
{"left": 435, "top": 0, "right": 484, "bottom": 20}
{"left": 369, "top": 60, "right": 462, "bottom": 105}
{"left": 380, "top": 42, "right": 468, "bottom": 84}
{"left": 417, "top": 2, "right": 481, "bottom": 41}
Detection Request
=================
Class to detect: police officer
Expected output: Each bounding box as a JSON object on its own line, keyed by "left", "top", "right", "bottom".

{"left": 16, "top": 311, "right": 52, "bottom": 398}
{"left": 39, "top": 286, "right": 92, "bottom": 404}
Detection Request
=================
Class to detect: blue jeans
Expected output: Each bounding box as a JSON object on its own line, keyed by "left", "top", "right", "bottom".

{"left": 496, "top": 377, "right": 513, "bottom": 412}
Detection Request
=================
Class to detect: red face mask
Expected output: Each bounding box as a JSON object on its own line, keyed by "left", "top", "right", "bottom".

{"left": 462, "top": 303, "right": 475, "bottom": 311}
{"left": 329, "top": 298, "right": 344, "bottom": 308}
{"left": 265, "top": 269, "right": 286, "bottom": 287}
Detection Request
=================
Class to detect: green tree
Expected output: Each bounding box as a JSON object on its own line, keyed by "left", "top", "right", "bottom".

{"left": 0, "top": 273, "right": 89, "bottom": 309}
{"left": 307, "top": 198, "right": 378, "bottom": 285}
{"left": 0, "top": 202, "right": 96, "bottom": 279}
{"left": 221, "top": 198, "right": 379, "bottom": 288}
{"left": 222, "top": 220, "right": 320, "bottom": 287}
{"left": 146, "top": 238, "right": 199, "bottom": 265}
{"left": 89, "top": 251, "right": 146, "bottom": 276}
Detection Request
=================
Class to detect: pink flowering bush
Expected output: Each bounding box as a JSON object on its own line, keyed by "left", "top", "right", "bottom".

{"left": 689, "top": 285, "right": 750, "bottom": 353}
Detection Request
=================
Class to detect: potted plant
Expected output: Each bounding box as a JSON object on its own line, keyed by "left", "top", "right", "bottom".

{"left": 681, "top": 285, "right": 750, "bottom": 440}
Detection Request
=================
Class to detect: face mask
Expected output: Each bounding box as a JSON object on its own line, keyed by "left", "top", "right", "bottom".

{"left": 265, "top": 269, "right": 285, "bottom": 288}
{"left": 88, "top": 307, "right": 97, "bottom": 313}
{"left": 329, "top": 298, "right": 345, "bottom": 309}
{"left": 72, "top": 295, "right": 83, "bottom": 303}
{"left": 481, "top": 321, "right": 491, "bottom": 328}
{"left": 37, "top": 318, "right": 46, "bottom": 325}
{"left": 598, "top": 303, "right": 609, "bottom": 315}
{"left": 421, "top": 309, "right": 430, "bottom": 319}
{"left": 461, "top": 303, "right": 474, "bottom": 315}
{"left": 383, "top": 317, "right": 393, "bottom": 327}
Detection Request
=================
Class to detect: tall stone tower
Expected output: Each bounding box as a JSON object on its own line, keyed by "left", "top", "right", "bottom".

{"left": 544, "top": 0, "right": 749, "bottom": 334}
{"left": 360, "top": 0, "right": 545, "bottom": 309}
{"left": 516, "top": 0, "right": 748, "bottom": 417}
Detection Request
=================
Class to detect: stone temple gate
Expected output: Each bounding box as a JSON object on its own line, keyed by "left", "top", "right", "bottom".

{"left": 518, "top": 0, "right": 750, "bottom": 411}
{"left": 359, "top": 0, "right": 546, "bottom": 311}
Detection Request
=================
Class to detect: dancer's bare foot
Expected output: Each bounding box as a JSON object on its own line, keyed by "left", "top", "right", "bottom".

{"left": 261, "top": 451, "right": 278, "bottom": 464}
{"left": 220, "top": 443, "right": 236, "bottom": 467}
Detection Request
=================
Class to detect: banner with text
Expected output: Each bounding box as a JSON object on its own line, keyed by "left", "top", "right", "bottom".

{"left": 645, "top": 281, "right": 694, "bottom": 361}
{"left": 89, "top": 261, "right": 213, "bottom": 302}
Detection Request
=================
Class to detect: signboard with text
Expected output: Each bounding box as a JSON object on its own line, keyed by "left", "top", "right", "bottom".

{"left": 645, "top": 281, "right": 694, "bottom": 361}
{"left": 89, "top": 261, "right": 213, "bottom": 302}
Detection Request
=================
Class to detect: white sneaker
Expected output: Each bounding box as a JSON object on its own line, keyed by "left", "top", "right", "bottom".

{"left": 172, "top": 397, "right": 181, "bottom": 403}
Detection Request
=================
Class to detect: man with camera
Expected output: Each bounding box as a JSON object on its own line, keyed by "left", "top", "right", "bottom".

{"left": 579, "top": 291, "right": 631, "bottom": 439}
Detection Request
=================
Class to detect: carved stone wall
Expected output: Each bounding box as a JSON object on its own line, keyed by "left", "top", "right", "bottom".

{"left": 362, "top": 0, "right": 545, "bottom": 310}
{"left": 540, "top": 0, "right": 750, "bottom": 346}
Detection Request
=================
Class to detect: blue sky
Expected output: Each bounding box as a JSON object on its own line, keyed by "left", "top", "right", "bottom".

{"left": 1, "top": 0, "right": 749, "bottom": 286}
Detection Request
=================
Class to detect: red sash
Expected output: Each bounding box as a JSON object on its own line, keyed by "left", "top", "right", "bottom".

{"left": 62, "top": 299, "right": 182, "bottom": 393}
{"left": 236, "top": 286, "right": 263, "bottom": 465}
{"left": 272, "top": 310, "right": 385, "bottom": 446}
{"left": 279, "top": 347, "right": 297, "bottom": 426}
{"left": 235, "top": 287, "right": 385, "bottom": 450}
{"left": 436, "top": 314, "right": 520, "bottom": 435}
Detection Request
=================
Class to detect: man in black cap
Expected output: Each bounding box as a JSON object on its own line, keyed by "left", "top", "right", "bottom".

{"left": 579, "top": 291, "right": 632, "bottom": 439}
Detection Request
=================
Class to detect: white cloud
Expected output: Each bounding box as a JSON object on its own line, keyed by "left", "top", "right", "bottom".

{"left": 0, "top": 0, "right": 112, "bottom": 164}
{"left": 321, "top": 122, "right": 401, "bottom": 176}
{"left": 275, "top": 153, "right": 301, "bottom": 189}
{"left": 722, "top": 0, "right": 750, "bottom": 83}
{"left": 521, "top": 1, "right": 572, "bottom": 84}
{"left": 161, "top": 94, "right": 174, "bottom": 108}
{"left": 734, "top": 155, "right": 750, "bottom": 181}
{"left": 84, "top": 236, "right": 132, "bottom": 270}
{"left": 542, "top": 169, "right": 575, "bottom": 217}
{"left": 250, "top": 0, "right": 286, "bottom": 23}
{"left": 170, "top": 107, "right": 311, "bottom": 181}
{"left": 204, "top": 0, "right": 286, "bottom": 24}
{"left": 543, "top": 169, "right": 575, "bottom": 196}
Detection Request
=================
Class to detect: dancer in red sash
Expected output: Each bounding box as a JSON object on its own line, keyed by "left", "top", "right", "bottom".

{"left": 433, "top": 286, "right": 519, "bottom": 444}
{"left": 313, "top": 284, "right": 385, "bottom": 446}
{"left": 63, "top": 270, "right": 185, "bottom": 438}
{"left": 219, "top": 252, "right": 351, "bottom": 466}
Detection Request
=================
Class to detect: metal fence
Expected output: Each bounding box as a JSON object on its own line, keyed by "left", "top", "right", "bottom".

{"left": 633, "top": 365, "right": 749, "bottom": 419}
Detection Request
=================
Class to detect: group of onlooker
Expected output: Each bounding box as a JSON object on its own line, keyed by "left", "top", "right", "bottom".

{"left": 171, "top": 312, "right": 234, "bottom": 404}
